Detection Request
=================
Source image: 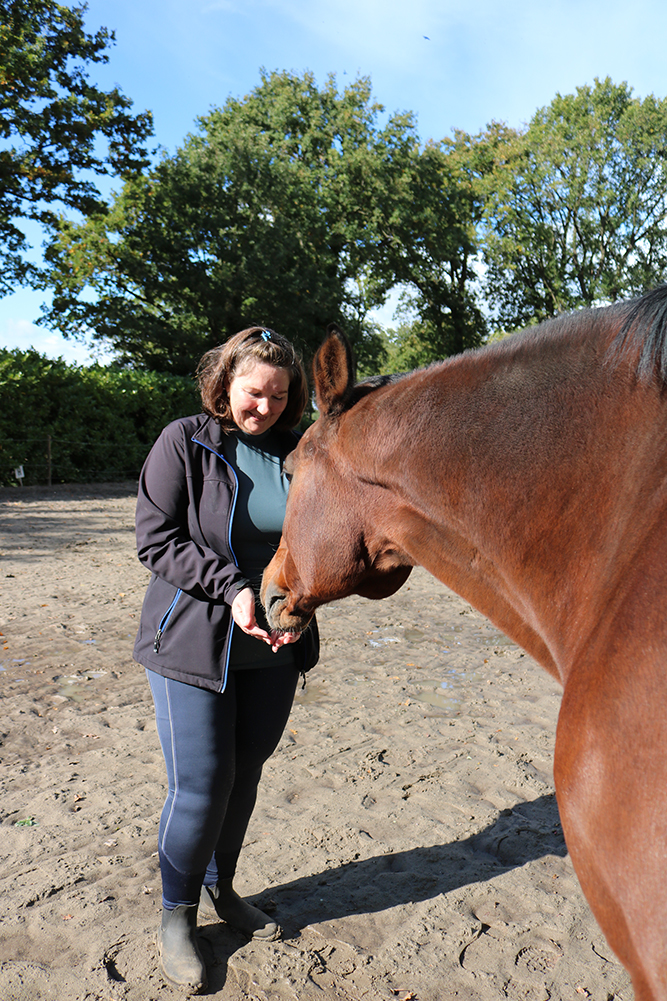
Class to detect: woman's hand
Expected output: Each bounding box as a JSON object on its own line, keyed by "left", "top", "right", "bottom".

{"left": 231, "top": 587, "right": 301, "bottom": 653}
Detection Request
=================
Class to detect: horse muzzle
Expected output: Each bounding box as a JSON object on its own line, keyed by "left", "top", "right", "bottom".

{"left": 261, "top": 578, "right": 314, "bottom": 633}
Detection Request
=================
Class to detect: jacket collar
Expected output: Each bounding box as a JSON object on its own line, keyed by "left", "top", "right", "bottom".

{"left": 192, "top": 413, "right": 299, "bottom": 458}
{"left": 191, "top": 413, "right": 227, "bottom": 454}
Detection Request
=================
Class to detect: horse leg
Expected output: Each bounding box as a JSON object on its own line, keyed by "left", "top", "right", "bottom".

{"left": 554, "top": 658, "right": 667, "bottom": 1001}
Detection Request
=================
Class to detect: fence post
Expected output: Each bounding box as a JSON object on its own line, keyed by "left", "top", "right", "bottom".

{"left": 47, "top": 435, "right": 52, "bottom": 487}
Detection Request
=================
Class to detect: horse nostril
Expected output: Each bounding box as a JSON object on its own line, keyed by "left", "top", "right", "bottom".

{"left": 264, "top": 587, "right": 286, "bottom": 626}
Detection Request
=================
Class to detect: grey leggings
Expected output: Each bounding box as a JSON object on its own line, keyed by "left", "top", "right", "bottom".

{"left": 147, "top": 663, "right": 298, "bottom": 908}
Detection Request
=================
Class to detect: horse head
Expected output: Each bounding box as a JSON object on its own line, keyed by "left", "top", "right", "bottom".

{"left": 261, "top": 325, "right": 413, "bottom": 632}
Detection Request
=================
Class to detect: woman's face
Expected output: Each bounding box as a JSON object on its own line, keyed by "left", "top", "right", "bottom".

{"left": 227, "top": 361, "right": 290, "bottom": 435}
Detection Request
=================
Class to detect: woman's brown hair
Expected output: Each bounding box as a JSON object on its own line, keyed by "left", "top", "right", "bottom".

{"left": 196, "top": 327, "right": 309, "bottom": 432}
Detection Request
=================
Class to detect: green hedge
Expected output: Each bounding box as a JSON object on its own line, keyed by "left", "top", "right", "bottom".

{"left": 0, "top": 349, "right": 200, "bottom": 486}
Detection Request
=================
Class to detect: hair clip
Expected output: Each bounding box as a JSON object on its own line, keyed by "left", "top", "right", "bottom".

{"left": 261, "top": 330, "right": 271, "bottom": 342}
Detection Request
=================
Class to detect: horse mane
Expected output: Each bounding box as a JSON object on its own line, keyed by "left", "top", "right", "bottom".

{"left": 489, "top": 284, "right": 667, "bottom": 385}
{"left": 352, "top": 372, "right": 409, "bottom": 404}
{"left": 514, "top": 284, "right": 667, "bottom": 384}
{"left": 607, "top": 284, "right": 667, "bottom": 382}
{"left": 344, "top": 285, "right": 667, "bottom": 406}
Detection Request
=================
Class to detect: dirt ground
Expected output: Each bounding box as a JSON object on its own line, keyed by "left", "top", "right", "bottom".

{"left": 0, "top": 483, "right": 632, "bottom": 1001}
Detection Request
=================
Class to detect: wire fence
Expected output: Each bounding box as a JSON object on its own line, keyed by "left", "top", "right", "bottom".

{"left": 1, "top": 434, "right": 151, "bottom": 487}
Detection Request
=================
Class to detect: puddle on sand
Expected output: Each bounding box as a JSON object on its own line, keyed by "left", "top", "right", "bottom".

{"left": 294, "top": 681, "right": 329, "bottom": 705}
{"left": 409, "top": 665, "right": 484, "bottom": 713}
{"left": 441, "top": 628, "right": 515, "bottom": 653}
{"left": 57, "top": 670, "right": 107, "bottom": 702}
{"left": 371, "top": 624, "right": 515, "bottom": 652}
{"left": 482, "top": 632, "right": 514, "bottom": 646}
{"left": 0, "top": 658, "right": 31, "bottom": 672}
{"left": 300, "top": 625, "right": 517, "bottom": 708}
{"left": 367, "top": 633, "right": 400, "bottom": 648}
{"left": 411, "top": 688, "right": 462, "bottom": 712}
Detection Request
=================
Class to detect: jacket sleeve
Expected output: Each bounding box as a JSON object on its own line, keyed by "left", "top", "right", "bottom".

{"left": 135, "top": 421, "right": 250, "bottom": 604}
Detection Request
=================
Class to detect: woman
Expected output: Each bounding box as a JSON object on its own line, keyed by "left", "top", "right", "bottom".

{"left": 133, "top": 327, "right": 319, "bottom": 992}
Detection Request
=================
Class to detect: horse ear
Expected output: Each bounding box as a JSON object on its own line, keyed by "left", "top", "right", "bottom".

{"left": 313, "top": 324, "right": 355, "bottom": 417}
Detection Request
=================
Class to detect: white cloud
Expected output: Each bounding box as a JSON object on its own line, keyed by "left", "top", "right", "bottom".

{"left": 0, "top": 316, "right": 116, "bottom": 367}
{"left": 0, "top": 288, "right": 114, "bottom": 366}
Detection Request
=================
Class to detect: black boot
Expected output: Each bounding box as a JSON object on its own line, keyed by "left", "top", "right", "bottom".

{"left": 157, "top": 904, "right": 207, "bottom": 992}
{"left": 200, "top": 879, "right": 280, "bottom": 940}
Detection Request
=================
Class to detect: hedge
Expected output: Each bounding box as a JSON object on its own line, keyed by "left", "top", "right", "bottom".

{"left": 0, "top": 349, "right": 200, "bottom": 486}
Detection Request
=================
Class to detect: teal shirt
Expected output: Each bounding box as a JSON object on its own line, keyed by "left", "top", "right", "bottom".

{"left": 223, "top": 428, "right": 294, "bottom": 670}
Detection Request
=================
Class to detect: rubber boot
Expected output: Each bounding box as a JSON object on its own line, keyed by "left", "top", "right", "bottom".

{"left": 200, "top": 878, "right": 280, "bottom": 940}
{"left": 157, "top": 904, "right": 207, "bottom": 992}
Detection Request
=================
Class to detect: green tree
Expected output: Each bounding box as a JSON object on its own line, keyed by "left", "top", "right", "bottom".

{"left": 477, "top": 78, "right": 667, "bottom": 329}
{"left": 379, "top": 319, "right": 445, "bottom": 371}
{"left": 0, "top": 0, "right": 153, "bottom": 292}
{"left": 382, "top": 136, "right": 488, "bottom": 359}
{"left": 41, "top": 70, "right": 420, "bottom": 373}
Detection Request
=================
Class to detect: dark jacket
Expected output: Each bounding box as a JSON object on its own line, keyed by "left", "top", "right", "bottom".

{"left": 132, "top": 413, "right": 319, "bottom": 691}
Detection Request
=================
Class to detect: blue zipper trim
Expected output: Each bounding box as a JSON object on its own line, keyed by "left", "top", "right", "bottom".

{"left": 191, "top": 433, "right": 240, "bottom": 693}
{"left": 153, "top": 588, "right": 182, "bottom": 653}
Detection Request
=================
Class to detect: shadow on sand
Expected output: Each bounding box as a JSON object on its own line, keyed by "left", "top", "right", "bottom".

{"left": 199, "top": 793, "right": 565, "bottom": 993}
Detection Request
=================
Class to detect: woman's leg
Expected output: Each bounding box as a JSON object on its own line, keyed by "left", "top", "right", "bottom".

{"left": 147, "top": 670, "right": 239, "bottom": 908}
{"left": 205, "top": 661, "right": 299, "bottom": 883}
{"left": 199, "top": 661, "right": 299, "bottom": 938}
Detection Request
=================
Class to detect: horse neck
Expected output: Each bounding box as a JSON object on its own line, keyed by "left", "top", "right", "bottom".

{"left": 352, "top": 331, "right": 667, "bottom": 682}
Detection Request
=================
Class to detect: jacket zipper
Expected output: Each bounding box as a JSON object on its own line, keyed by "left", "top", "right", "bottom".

{"left": 153, "top": 588, "right": 183, "bottom": 653}
{"left": 191, "top": 433, "right": 240, "bottom": 692}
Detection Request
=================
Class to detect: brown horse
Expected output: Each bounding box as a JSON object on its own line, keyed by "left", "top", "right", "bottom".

{"left": 262, "top": 286, "right": 667, "bottom": 1001}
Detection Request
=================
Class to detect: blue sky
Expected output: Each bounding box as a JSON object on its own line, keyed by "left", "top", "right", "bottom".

{"left": 4, "top": 0, "right": 667, "bottom": 363}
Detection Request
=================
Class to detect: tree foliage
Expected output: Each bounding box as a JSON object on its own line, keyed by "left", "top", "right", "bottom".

{"left": 386, "top": 136, "right": 487, "bottom": 357}
{"left": 475, "top": 78, "right": 667, "bottom": 329}
{"left": 0, "top": 0, "right": 153, "bottom": 292}
{"left": 41, "top": 72, "right": 399, "bottom": 371}
{"left": 40, "top": 70, "right": 485, "bottom": 373}
{"left": 23, "top": 64, "right": 667, "bottom": 375}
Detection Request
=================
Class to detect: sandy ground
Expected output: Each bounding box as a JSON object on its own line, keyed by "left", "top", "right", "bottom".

{"left": 0, "top": 483, "right": 632, "bottom": 1001}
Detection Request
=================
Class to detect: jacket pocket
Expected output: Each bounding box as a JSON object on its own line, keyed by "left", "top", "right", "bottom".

{"left": 153, "top": 588, "right": 183, "bottom": 653}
